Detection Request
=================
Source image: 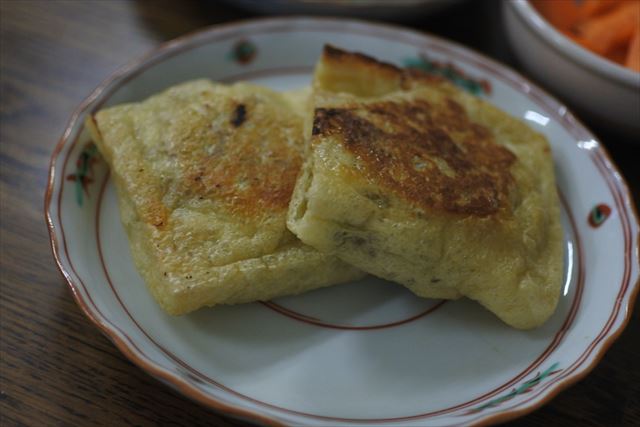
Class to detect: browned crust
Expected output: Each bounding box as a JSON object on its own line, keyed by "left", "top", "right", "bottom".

{"left": 322, "top": 44, "right": 445, "bottom": 90}
{"left": 92, "top": 90, "right": 304, "bottom": 226}
{"left": 315, "top": 45, "right": 516, "bottom": 217}
{"left": 177, "top": 97, "right": 304, "bottom": 218}
{"left": 323, "top": 44, "right": 403, "bottom": 75}
{"left": 313, "top": 98, "right": 516, "bottom": 216}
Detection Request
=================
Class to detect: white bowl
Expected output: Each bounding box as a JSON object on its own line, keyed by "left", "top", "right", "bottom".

{"left": 503, "top": 0, "right": 640, "bottom": 137}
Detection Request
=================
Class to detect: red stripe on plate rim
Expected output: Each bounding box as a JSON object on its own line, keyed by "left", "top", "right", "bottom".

{"left": 259, "top": 299, "right": 448, "bottom": 330}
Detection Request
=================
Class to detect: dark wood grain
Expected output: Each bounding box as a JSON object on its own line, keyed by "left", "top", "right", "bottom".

{"left": 0, "top": 1, "right": 638, "bottom": 426}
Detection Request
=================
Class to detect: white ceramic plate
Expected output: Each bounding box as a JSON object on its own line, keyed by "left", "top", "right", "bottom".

{"left": 46, "top": 17, "right": 639, "bottom": 426}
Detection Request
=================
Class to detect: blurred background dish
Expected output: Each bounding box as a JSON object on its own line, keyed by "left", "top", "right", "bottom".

{"left": 224, "top": 0, "right": 464, "bottom": 20}
{"left": 503, "top": 0, "right": 640, "bottom": 137}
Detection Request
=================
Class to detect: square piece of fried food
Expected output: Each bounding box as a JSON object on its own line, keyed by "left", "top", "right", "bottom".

{"left": 87, "top": 80, "right": 363, "bottom": 315}
{"left": 287, "top": 46, "right": 563, "bottom": 329}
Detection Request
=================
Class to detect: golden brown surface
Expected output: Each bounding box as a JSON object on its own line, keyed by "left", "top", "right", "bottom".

{"left": 314, "top": 44, "right": 519, "bottom": 217}
{"left": 312, "top": 99, "right": 516, "bottom": 216}
{"left": 88, "top": 80, "right": 362, "bottom": 315}
{"left": 2, "top": 1, "right": 639, "bottom": 426}
{"left": 175, "top": 94, "right": 303, "bottom": 218}
{"left": 91, "top": 82, "right": 303, "bottom": 224}
{"left": 289, "top": 45, "right": 564, "bottom": 329}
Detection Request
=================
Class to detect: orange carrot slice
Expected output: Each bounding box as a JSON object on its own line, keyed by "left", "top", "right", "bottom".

{"left": 578, "top": 0, "right": 623, "bottom": 20}
{"left": 626, "top": 27, "right": 640, "bottom": 71}
{"left": 576, "top": 2, "right": 640, "bottom": 55}
{"left": 532, "top": 0, "right": 640, "bottom": 72}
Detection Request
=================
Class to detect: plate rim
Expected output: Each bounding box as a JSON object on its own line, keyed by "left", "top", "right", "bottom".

{"left": 44, "top": 16, "right": 640, "bottom": 427}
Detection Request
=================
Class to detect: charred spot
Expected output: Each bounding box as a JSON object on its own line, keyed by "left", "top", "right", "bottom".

{"left": 314, "top": 108, "right": 383, "bottom": 147}
{"left": 312, "top": 113, "right": 324, "bottom": 136}
{"left": 431, "top": 278, "right": 441, "bottom": 283}
{"left": 313, "top": 108, "right": 350, "bottom": 136}
{"left": 320, "top": 98, "right": 516, "bottom": 216}
{"left": 230, "top": 104, "right": 247, "bottom": 127}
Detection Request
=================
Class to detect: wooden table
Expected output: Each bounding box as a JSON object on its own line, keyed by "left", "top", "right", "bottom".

{"left": 1, "top": 1, "right": 638, "bottom": 426}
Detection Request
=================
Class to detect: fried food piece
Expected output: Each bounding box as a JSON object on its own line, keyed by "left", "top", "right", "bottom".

{"left": 87, "top": 80, "right": 363, "bottom": 315}
{"left": 288, "top": 46, "right": 564, "bottom": 329}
